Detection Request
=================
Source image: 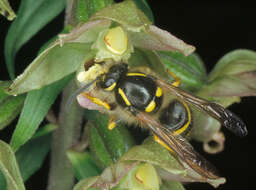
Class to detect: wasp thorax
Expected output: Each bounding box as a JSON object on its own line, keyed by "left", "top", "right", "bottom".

{"left": 98, "top": 63, "right": 128, "bottom": 91}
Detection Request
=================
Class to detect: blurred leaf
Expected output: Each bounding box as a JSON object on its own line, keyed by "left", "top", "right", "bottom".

{"left": 7, "top": 43, "right": 95, "bottom": 95}
{"left": 204, "top": 49, "right": 256, "bottom": 97}
{"left": 0, "top": 81, "right": 11, "bottom": 103}
{"left": 67, "top": 150, "right": 101, "bottom": 180}
{"left": 4, "top": 0, "right": 66, "bottom": 79}
{"left": 90, "top": 0, "right": 151, "bottom": 30}
{"left": 32, "top": 123, "right": 58, "bottom": 139}
{"left": 209, "top": 49, "right": 256, "bottom": 80}
{"left": 16, "top": 124, "right": 57, "bottom": 181}
{"left": 86, "top": 110, "right": 135, "bottom": 169}
{"left": 159, "top": 51, "right": 207, "bottom": 91}
{"left": 74, "top": 176, "right": 100, "bottom": 190}
{"left": 160, "top": 181, "right": 185, "bottom": 190}
{"left": 133, "top": 0, "right": 154, "bottom": 23}
{"left": 0, "top": 81, "right": 25, "bottom": 130}
{"left": 128, "top": 25, "right": 195, "bottom": 56}
{"left": 0, "top": 0, "right": 16, "bottom": 20}
{"left": 0, "top": 171, "right": 7, "bottom": 190}
{"left": 0, "top": 140, "right": 25, "bottom": 190}
{"left": 67, "top": 0, "right": 113, "bottom": 27}
{"left": 10, "top": 74, "right": 73, "bottom": 152}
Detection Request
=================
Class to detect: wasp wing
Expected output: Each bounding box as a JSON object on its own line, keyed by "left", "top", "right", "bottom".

{"left": 136, "top": 112, "right": 220, "bottom": 179}
{"left": 157, "top": 79, "right": 248, "bottom": 137}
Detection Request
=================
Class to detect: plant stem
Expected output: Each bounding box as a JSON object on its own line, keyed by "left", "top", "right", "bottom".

{"left": 47, "top": 80, "right": 83, "bottom": 190}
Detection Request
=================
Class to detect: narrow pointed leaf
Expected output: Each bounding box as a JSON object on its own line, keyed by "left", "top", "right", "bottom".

{"left": 4, "top": 0, "right": 66, "bottom": 79}
{"left": 10, "top": 74, "right": 73, "bottom": 152}
{"left": 0, "top": 81, "right": 25, "bottom": 130}
{"left": 0, "top": 140, "right": 25, "bottom": 190}
{"left": 133, "top": 0, "right": 154, "bottom": 23}
{"left": 16, "top": 124, "right": 57, "bottom": 181}
{"left": 0, "top": 0, "right": 16, "bottom": 20}
{"left": 90, "top": 0, "right": 151, "bottom": 30}
{"left": 86, "top": 110, "right": 135, "bottom": 169}
{"left": 7, "top": 43, "right": 95, "bottom": 95}
{"left": 67, "top": 150, "right": 101, "bottom": 180}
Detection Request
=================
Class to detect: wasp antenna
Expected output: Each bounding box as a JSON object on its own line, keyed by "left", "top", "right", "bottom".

{"left": 65, "top": 78, "right": 99, "bottom": 112}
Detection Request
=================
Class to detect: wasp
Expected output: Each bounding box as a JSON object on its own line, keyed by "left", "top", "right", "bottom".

{"left": 72, "top": 61, "right": 248, "bottom": 180}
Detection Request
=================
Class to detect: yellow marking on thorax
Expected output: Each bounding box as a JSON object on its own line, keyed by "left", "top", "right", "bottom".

{"left": 145, "top": 100, "right": 156, "bottom": 112}
{"left": 173, "top": 101, "right": 191, "bottom": 135}
{"left": 126, "top": 73, "right": 146, "bottom": 77}
{"left": 155, "top": 87, "right": 163, "bottom": 97}
{"left": 118, "top": 88, "right": 131, "bottom": 106}
{"left": 104, "top": 82, "right": 116, "bottom": 91}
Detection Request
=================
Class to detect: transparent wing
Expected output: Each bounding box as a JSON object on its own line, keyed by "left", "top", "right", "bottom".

{"left": 136, "top": 112, "right": 220, "bottom": 179}
{"left": 157, "top": 79, "right": 248, "bottom": 137}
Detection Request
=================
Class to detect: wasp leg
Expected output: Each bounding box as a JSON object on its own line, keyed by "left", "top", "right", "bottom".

{"left": 167, "top": 69, "right": 181, "bottom": 87}
{"left": 153, "top": 135, "right": 174, "bottom": 153}
{"left": 108, "top": 116, "right": 121, "bottom": 130}
{"left": 81, "top": 92, "right": 112, "bottom": 110}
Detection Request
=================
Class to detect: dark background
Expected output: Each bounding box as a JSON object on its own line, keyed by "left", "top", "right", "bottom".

{"left": 0, "top": 1, "right": 254, "bottom": 190}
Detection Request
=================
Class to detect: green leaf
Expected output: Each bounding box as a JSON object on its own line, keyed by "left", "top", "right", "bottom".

{"left": 74, "top": 176, "right": 100, "bottom": 190}
{"left": 0, "top": 81, "right": 25, "bottom": 130}
{"left": 121, "top": 137, "right": 225, "bottom": 188}
{"left": 129, "top": 48, "right": 169, "bottom": 79}
{"left": 4, "top": 0, "right": 66, "bottom": 79}
{"left": 0, "top": 140, "right": 25, "bottom": 190}
{"left": 0, "top": 171, "right": 7, "bottom": 190}
{"left": 120, "top": 137, "right": 186, "bottom": 176}
{"left": 0, "top": 0, "right": 16, "bottom": 20}
{"left": 159, "top": 51, "right": 207, "bottom": 91}
{"left": 209, "top": 49, "right": 256, "bottom": 81}
{"left": 133, "top": 0, "right": 154, "bottom": 23}
{"left": 16, "top": 124, "right": 57, "bottom": 181}
{"left": 203, "top": 49, "right": 256, "bottom": 97}
{"left": 10, "top": 74, "right": 73, "bottom": 152}
{"left": 160, "top": 181, "right": 185, "bottom": 190}
{"left": 86, "top": 110, "right": 135, "bottom": 169}
{"left": 90, "top": 0, "right": 151, "bottom": 30}
{"left": 7, "top": 43, "right": 96, "bottom": 95}
{"left": 73, "top": 162, "right": 138, "bottom": 190}
{"left": 127, "top": 25, "right": 195, "bottom": 56}
{"left": 67, "top": 150, "right": 101, "bottom": 180}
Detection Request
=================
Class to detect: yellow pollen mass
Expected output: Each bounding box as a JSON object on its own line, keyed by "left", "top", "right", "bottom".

{"left": 145, "top": 100, "right": 156, "bottom": 112}
{"left": 104, "top": 26, "right": 128, "bottom": 55}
